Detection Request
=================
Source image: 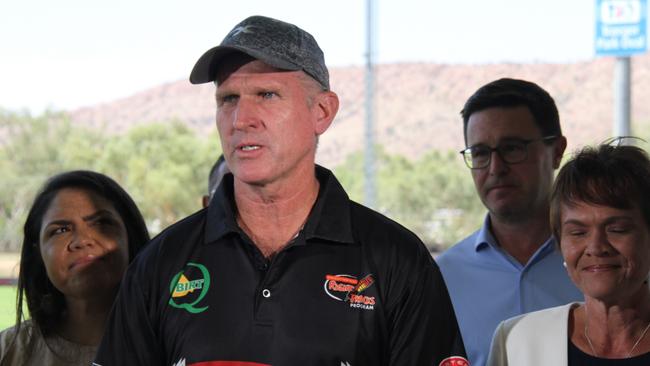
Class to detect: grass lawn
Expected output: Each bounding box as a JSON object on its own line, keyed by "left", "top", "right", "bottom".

{"left": 0, "top": 287, "right": 17, "bottom": 330}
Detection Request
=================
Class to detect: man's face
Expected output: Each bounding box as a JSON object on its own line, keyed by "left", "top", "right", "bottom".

{"left": 215, "top": 59, "right": 326, "bottom": 187}
{"left": 466, "top": 106, "right": 565, "bottom": 221}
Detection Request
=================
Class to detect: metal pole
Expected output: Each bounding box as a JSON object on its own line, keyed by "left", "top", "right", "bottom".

{"left": 613, "top": 56, "right": 631, "bottom": 138}
{"left": 364, "top": 0, "right": 377, "bottom": 208}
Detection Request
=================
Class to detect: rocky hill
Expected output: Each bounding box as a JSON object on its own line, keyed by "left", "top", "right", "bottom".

{"left": 70, "top": 54, "right": 650, "bottom": 167}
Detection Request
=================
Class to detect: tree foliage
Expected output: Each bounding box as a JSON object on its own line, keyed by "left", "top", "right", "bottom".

{"left": 334, "top": 147, "right": 484, "bottom": 250}
{"left": 1, "top": 109, "right": 486, "bottom": 253}
{"left": 0, "top": 110, "right": 219, "bottom": 251}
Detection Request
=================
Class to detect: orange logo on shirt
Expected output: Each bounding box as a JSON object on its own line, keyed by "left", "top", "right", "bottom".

{"left": 324, "top": 273, "right": 376, "bottom": 310}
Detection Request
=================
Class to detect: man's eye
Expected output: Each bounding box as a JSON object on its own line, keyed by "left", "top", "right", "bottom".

{"left": 471, "top": 148, "right": 489, "bottom": 158}
{"left": 219, "top": 95, "right": 238, "bottom": 104}
{"left": 500, "top": 143, "right": 525, "bottom": 153}
{"left": 260, "top": 91, "right": 277, "bottom": 99}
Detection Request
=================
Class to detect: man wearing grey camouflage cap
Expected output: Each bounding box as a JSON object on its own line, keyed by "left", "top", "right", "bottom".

{"left": 95, "top": 15, "right": 467, "bottom": 366}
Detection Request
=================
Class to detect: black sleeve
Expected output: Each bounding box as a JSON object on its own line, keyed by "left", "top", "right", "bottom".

{"left": 386, "top": 244, "right": 468, "bottom": 366}
{"left": 94, "top": 257, "right": 164, "bottom": 366}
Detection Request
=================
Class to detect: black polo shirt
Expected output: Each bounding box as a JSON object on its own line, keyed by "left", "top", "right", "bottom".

{"left": 95, "top": 166, "right": 466, "bottom": 366}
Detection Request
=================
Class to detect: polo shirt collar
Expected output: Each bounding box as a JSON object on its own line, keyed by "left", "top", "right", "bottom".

{"left": 205, "top": 173, "right": 239, "bottom": 244}
{"left": 204, "top": 165, "right": 354, "bottom": 245}
{"left": 472, "top": 214, "right": 558, "bottom": 262}
{"left": 303, "top": 165, "right": 354, "bottom": 244}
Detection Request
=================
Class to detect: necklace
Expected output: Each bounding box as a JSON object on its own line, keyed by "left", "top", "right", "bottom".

{"left": 584, "top": 312, "right": 650, "bottom": 358}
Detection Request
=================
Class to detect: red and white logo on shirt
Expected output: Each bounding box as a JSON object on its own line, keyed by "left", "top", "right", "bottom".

{"left": 438, "top": 356, "right": 470, "bottom": 366}
{"left": 324, "top": 273, "right": 376, "bottom": 311}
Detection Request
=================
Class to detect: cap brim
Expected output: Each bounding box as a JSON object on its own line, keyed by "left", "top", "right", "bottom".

{"left": 189, "top": 45, "right": 302, "bottom": 84}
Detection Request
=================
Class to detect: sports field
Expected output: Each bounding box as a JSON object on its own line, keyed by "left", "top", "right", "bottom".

{"left": 0, "top": 253, "right": 20, "bottom": 330}
{"left": 0, "top": 287, "right": 17, "bottom": 330}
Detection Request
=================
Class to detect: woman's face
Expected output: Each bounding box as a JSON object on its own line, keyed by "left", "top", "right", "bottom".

{"left": 559, "top": 201, "right": 650, "bottom": 304}
{"left": 39, "top": 188, "right": 130, "bottom": 299}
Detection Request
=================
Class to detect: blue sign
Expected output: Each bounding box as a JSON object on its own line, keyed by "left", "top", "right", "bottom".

{"left": 595, "top": 0, "right": 647, "bottom": 56}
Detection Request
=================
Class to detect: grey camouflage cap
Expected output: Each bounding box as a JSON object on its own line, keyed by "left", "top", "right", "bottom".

{"left": 189, "top": 15, "right": 330, "bottom": 90}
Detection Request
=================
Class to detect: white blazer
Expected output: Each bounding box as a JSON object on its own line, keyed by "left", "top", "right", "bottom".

{"left": 486, "top": 302, "right": 581, "bottom": 366}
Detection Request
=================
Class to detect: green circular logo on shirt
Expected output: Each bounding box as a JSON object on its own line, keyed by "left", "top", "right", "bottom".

{"left": 168, "top": 262, "right": 211, "bottom": 314}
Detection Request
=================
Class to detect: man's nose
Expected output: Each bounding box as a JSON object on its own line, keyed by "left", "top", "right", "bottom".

{"left": 232, "top": 97, "right": 260, "bottom": 130}
{"left": 487, "top": 150, "right": 509, "bottom": 175}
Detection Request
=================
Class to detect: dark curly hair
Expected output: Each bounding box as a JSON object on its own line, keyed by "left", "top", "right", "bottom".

{"left": 15, "top": 170, "right": 150, "bottom": 336}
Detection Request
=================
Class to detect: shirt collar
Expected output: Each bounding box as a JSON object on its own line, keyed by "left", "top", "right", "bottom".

{"left": 204, "top": 165, "right": 354, "bottom": 245}
{"left": 473, "top": 214, "right": 558, "bottom": 257}
{"left": 473, "top": 214, "right": 496, "bottom": 251}
{"left": 303, "top": 165, "right": 354, "bottom": 244}
{"left": 204, "top": 172, "right": 239, "bottom": 244}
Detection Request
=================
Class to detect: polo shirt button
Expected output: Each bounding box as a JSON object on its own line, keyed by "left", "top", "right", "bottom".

{"left": 262, "top": 289, "right": 271, "bottom": 298}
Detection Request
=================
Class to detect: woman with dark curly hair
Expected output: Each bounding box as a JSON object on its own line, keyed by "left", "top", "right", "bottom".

{"left": 0, "top": 170, "right": 149, "bottom": 365}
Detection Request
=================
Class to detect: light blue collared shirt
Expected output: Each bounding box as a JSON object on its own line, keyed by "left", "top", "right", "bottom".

{"left": 436, "top": 216, "right": 582, "bottom": 366}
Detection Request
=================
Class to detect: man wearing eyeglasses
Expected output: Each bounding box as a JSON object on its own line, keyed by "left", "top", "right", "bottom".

{"left": 436, "top": 78, "right": 582, "bottom": 366}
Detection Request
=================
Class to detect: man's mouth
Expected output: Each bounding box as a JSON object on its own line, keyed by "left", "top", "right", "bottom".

{"left": 488, "top": 184, "right": 515, "bottom": 192}
{"left": 240, "top": 145, "right": 260, "bottom": 151}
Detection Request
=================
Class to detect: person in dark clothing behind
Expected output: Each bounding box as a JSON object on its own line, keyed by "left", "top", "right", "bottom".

{"left": 202, "top": 154, "right": 229, "bottom": 208}
{"left": 95, "top": 15, "right": 467, "bottom": 366}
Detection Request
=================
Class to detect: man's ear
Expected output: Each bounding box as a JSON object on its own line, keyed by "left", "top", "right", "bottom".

{"left": 202, "top": 195, "right": 210, "bottom": 208}
{"left": 553, "top": 136, "right": 568, "bottom": 169}
{"left": 312, "top": 91, "right": 339, "bottom": 135}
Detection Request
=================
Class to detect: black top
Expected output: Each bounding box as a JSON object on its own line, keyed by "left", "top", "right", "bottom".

{"left": 94, "top": 166, "right": 466, "bottom": 366}
{"left": 569, "top": 339, "right": 650, "bottom": 365}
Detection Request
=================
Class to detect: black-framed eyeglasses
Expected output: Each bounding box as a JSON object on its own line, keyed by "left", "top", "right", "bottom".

{"left": 460, "top": 136, "right": 558, "bottom": 169}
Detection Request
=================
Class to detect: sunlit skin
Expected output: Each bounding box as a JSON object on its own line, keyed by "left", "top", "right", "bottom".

{"left": 214, "top": 58, "right": 339, "bottom": 257}
{"left": 216, "top": 60, "right": 334, "bottom": 192}
{"left": 560, "top": 202, "right": 650, "bottom": 358}
{"left": 465, "top": 106, "right": 566, "bottom": 263}
{"left": 39, "top": 188, "right": 130, "bottom": 344}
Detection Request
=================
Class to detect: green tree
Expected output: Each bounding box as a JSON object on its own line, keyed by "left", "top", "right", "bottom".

{"left": 95, "top": 121, "right": 219, "bottom": 232}
{"left": 0, "top": 109, "right": 106, "bottom": 251}
{"left": 0, "top": 110, "right": 220, "bottom": 251}
{"left": 335, "top": 148, "right": 483, "bottom": 250}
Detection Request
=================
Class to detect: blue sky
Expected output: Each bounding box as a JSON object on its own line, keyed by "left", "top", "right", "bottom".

{"left": 1, "top": 0, "right": 595, "bottom": 113}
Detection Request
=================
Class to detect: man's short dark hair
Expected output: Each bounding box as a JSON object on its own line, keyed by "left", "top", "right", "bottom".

{"left": 461, "top": 78, "right": 562, "bottom": 143}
